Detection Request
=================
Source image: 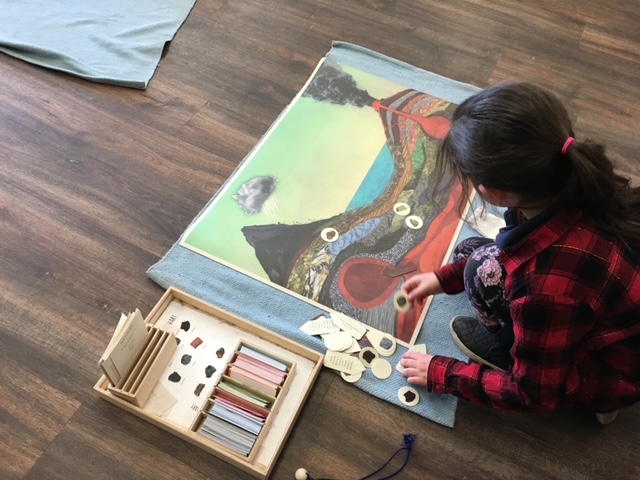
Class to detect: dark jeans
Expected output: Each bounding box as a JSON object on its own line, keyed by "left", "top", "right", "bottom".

{"left": 454, "top": 237, "right": 514, "bottom": 350}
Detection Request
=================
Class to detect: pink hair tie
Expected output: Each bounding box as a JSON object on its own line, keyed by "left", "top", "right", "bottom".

{"left": 562, "top": 136, "right": 575, "bottom": 155}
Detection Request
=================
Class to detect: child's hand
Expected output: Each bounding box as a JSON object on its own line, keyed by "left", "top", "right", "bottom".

{"left": 400, "top": 351, "right": 435, "bottom": 386}
{"left": 402, "top": 272, "right": 443, "bottom": 303}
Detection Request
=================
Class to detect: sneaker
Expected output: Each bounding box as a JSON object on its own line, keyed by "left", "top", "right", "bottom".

{"left": 450, "top": 316, "right": 511, "bottom": 370}
{"left": 596, "top": 410, "right": 619, "bottom": 425}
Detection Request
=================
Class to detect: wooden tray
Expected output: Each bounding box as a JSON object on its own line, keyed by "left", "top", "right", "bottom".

{"left": 94, "top": 287, "right": 324, "bottom": 479}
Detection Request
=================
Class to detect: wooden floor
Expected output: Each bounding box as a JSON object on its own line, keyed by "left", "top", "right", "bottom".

{"left": 2, "top": 1, "right": 639, "bottom": 479}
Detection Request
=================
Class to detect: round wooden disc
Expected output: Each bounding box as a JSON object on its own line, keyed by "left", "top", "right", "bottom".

{"left": 371, "top": 358, "right": 393, "bottom": 379}
{"left": 398, "top": 386, "right": 420, "bottom": 406}
{"left": 405, "top": 215, "right": 423, "bottom": 230}
{"left": 393, "top": 291, "right": 411, "bottom": 313}
{"left": 340, "top": 371, "right": 362, "bottom": 383}
{"left": 321, "top": 227, "right": 339, "bottom": 242}
{"left": 393, "top": 202, "right": 411, "bottom": 216}
{"left": 323, "top": 332, "right": 352, "bottom": 351}
{"left": 358, "top": 347, "right": 379, "bottom": 368}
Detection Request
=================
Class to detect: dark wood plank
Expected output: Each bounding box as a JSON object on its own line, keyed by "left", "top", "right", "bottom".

{"left": 22, "top": 404, "right": 215, "bottom": 480}
{"left": 295, "top": 375, "right": 637, "bottom": 479}
{"left": 2, "top": 1, "right": 640, "bottom": 479}
{"left": 0, "top": 353, "right": 80, "bottom": 480}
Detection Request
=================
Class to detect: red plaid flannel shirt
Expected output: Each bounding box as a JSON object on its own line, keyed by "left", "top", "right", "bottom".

{"left": 429, "top": 208, "right": 640, "bottom": 412}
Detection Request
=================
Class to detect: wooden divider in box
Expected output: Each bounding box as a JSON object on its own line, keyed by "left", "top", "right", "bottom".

{"left": 108, "top": 326, "right": 177, "bottom": 407}
{"left": 94, "top": 287, "right": 324, "bottom": 480}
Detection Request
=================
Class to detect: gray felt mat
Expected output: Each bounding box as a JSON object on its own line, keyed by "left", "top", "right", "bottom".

{"left": 148, "top": 41, "right": 484, "bottom": 427}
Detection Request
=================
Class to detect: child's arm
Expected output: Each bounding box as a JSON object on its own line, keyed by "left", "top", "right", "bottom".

{"left": 403, "top": 272, "right": 443, "bottom": 303}
{"left": 416, "top": 295, "right": 596, "bottom": 412}
{"left": 402, "top": 256, "right": 469, "bottom": 304}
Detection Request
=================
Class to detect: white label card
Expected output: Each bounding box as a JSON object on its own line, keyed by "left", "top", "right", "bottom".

{"left": 330, "top": 312, "right": 367, "bottom": 340}
{"left": 323, "top": 351, "right": 366, "bottom": 375}
{"left": 300, "top": 315, "right": 340, "bottom": 336}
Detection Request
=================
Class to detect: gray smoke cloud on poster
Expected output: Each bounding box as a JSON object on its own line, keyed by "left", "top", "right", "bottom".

{"left": 302, "top": 61, "right": 376, "bottom": 107}
{"left": 234, "top": 176, "right": 277, "bottom": 214}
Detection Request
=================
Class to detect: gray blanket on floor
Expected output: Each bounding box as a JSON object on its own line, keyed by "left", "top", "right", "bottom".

{"left": 0, "top": 0, "right": 196, "bottom": 89}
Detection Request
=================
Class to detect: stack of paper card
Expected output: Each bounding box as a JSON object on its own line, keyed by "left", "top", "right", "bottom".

{"left": 227, "top": 348, "right": 288, "bottom": 397}
{"left": 300, "top": 314, "right": 370, "bottom": 378}
{"left": 209, "top": 402, "right": 264, "bottom": 435}
{"left": 321, "top": 331, "right": 359, "bottom": 353}
{"left": 200, "top": 387, "right": 270, "bottom": 456}
{"left": 98, "top": 309, "right": 148, "bottom": 386}
{"left": 237, "top": 345, "right": 290, "bottom": 372}
{"left": 197, "top": 345, "right": 289, "bottom": 456}
{"left": 300, "top": 314, "right": 366, "bottom": 354}
{"left": 199, "top": 408, "right": 261, "bottom": 456}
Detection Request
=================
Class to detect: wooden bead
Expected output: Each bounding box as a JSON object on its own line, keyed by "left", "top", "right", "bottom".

{"left": 295, "top": 467, "right": 309, "bottom": 480}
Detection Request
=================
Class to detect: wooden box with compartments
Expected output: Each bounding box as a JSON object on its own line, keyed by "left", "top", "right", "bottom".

{"left": 94, "top": 287, "right": 324, "bottom": 479}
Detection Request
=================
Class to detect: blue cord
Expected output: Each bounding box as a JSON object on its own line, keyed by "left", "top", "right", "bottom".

{"left": 304, "top": 434, "right": 417, "bottom": 480}
{"left": 358, "top": 434, "right": 417, "bottom": 480}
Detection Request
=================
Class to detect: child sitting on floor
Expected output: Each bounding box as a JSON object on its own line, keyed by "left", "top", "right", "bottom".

{"left": 399, "top": 82, "right": 640, "bottom": 424}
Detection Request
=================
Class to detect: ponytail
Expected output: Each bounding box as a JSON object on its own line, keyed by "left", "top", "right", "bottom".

{"left": 562, "top": 139, "right": 640, "bottom": 247}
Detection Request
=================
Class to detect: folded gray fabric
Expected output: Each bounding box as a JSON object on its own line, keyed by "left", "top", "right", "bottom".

{"left": 0, "top": 0, "right": 196, "bottom": 88}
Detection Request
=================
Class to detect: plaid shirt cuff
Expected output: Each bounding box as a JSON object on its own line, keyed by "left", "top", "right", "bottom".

{"left": 434, "top": 259, "right": 467, "bottom": 294}
{"left": 426, "top": 355, "right": 457, "bottom": 393}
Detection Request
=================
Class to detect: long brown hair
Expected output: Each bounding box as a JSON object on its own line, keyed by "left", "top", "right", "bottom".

{"left": 434, "top": 82, "right": 640, "bottom": 247}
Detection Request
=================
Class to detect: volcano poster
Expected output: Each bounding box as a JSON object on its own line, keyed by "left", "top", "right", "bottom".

{"left": 180, "top": 58, "right": 466, "bottom": 345}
